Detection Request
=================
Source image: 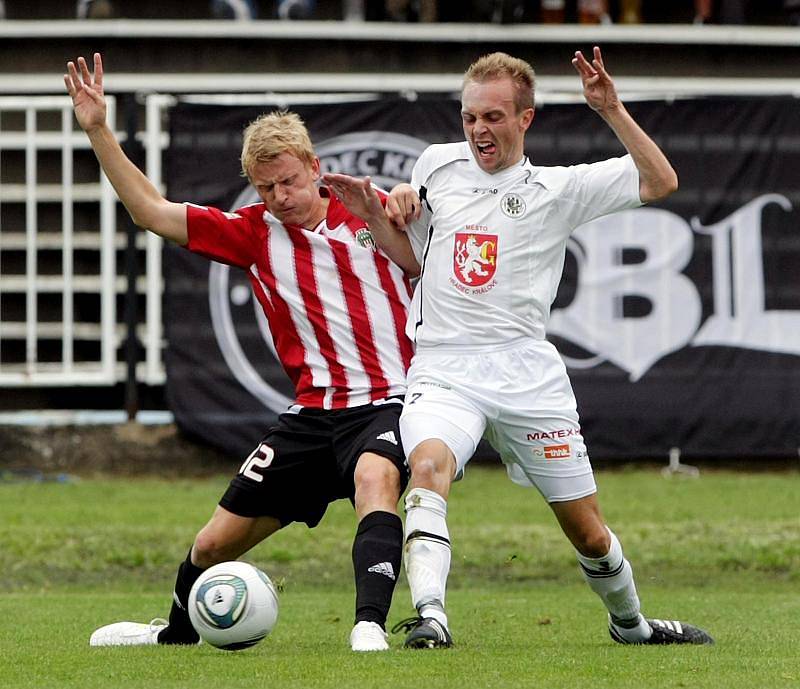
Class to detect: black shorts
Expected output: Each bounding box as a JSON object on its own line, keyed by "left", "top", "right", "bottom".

{"left": 219, "top": 398, "right": 408, "bottom": 528}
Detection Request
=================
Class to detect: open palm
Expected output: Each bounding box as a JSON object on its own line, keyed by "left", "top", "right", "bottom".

{"left": 64, "top": 53, "right": 107, "bottom": 132}
{"left": 571, "top": 46, "right": 620, "bottom": 113}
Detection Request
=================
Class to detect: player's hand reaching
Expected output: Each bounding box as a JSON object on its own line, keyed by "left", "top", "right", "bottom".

{"left": 64, "top": 53, "right": 107, "bottom": 133}
{"left": 571, "top": 46, "right": 621, "bottom": 114}
{"left": 386, "top": 183, "right": 421, "bottom": 230}
{"left": 322, "top": 173, "right": 385, "bottom": 222}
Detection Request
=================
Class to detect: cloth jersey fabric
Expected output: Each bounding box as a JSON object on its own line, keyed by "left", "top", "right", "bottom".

{"left": 400, "top": 142, "right": 642, "bottom": 498}
{"left": 405, "top": 141, "right": 642, "bottom": 350}
{"left": 220, "top": 397, "right": 407, "bottom": 527}
{"left": 185, "top": 188, "right": 415, "bottom": 410}
{"left": 400, "top": 339, "right": 597, "bottom": 502}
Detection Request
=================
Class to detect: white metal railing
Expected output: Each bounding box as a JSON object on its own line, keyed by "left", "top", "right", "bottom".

{"left": 3, "top": 74, "right": 800, "bottom": 391}
{"left": 2, "top": 20, "right": 800, "bottom": 47}
{"left": 0, "top": 95, "right": 118, "bottom": 385}
{"left": 143, "top": 95, "right": 171, "bottom": 385}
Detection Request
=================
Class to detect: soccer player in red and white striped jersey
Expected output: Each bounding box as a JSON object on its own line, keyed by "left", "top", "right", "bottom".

{"left": 67, "top": 53, "right": 416, "bottom": 652}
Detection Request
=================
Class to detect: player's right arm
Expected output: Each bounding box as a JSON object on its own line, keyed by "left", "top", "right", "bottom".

{"left": 322, "top": 173, "right": 421, "bottom": 276}
{"left": 64, "top": 53, "right": 188, "bottom": 246}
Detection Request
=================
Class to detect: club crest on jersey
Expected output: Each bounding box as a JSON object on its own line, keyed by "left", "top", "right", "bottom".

{"left": 355, "top": 227, "right": 377, "bottom": 250}
{"left": 453, "top": 233, "right": 498, "bottom": 287}
{"left": 500, "top": 193, "right": 526, "bottom": 218}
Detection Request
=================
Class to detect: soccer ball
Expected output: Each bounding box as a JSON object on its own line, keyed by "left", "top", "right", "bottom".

{"left": 188, "top": 561, "right": 279, "bottom": 650}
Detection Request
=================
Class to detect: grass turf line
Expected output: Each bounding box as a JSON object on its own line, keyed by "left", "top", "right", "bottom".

{"left": 2, "top": 467, "right": 799, "bottom": 688}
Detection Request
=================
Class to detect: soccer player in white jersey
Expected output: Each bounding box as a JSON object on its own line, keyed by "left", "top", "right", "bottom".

{"left": 66, "top": 53, "right": 419, "bottom": 652}
{"left": 324, "top": 48, "right": 713, "bottom": 649}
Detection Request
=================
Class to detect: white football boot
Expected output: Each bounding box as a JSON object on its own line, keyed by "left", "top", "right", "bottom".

{"left": 349, "top": 620, "right": 389, "bottom": 652}
{"left": 89, "top": 618, "right": 168, "bottom": 647}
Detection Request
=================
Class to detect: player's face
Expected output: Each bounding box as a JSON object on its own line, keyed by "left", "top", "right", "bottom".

{"left": 250, "top": 153, "right": 324, "bottom": 227}
{"left": 461, "top": 77, "right": 534, "bottom": 174}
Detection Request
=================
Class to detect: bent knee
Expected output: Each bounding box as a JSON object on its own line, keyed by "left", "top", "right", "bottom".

{"left": 354, "top": 459, "right": 401, "bottom": 500}
{"left": 575, "top": 528, "right": 611, "bottom": 559}
{"left": 355, "top": 460, "right": 400, "bottom": 497}
{"left": 193, "top": 528, "right": 230, "bottom": 566}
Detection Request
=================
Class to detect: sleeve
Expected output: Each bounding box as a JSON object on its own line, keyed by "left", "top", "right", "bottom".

{"left": 184, "top": 203, "right": 262, "bottom": 269}
{"left": 560, "top": 155, "right": 642, "bottom": 230}
{"left": 405, "top": 149, "right": 435, "bottom": 262}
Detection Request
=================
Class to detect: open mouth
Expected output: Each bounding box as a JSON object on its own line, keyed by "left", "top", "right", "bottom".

{"left": 475, "top": 141, "right": 496, "bottom": 158}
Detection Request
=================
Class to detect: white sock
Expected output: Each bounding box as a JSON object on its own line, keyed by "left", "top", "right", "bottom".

{"left": 576, "top": 528, "right": 651, "bottom": 642}
{"left": 404, "top": 487, "right": 450, "bottom": 629}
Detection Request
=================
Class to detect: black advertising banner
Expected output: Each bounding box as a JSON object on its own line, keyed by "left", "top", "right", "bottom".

{"left": 164, "top": 97, "right": 800, "bottom": 460}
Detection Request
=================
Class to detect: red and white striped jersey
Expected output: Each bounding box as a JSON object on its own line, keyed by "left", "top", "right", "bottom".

{"left": 185, "top": 189, "right": 414, "bottom": 410}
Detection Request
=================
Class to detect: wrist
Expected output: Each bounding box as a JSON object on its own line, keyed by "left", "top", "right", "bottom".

{"left": 85, "top": 121, "right": 111, "bottom": 138}
{"left": 596, "top": 100, "right": 626, "bottom": 121}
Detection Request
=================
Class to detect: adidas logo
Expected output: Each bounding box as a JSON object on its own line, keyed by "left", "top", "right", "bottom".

{"left": 652, "top": 619, "right": 683, "bottom": 634}
{"left": 376, "top": 430, "right": 398, "bottom": 445}
{"left": 367, "top": 561, "right": 396, "bottom": 580}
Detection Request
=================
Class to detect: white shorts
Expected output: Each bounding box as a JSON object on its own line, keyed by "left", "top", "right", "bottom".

{"left": 399, "top": 339, "right": 596, "bottom": 503}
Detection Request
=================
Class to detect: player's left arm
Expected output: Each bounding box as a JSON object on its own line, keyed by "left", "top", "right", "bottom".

{"left": 572, "top": 46, "right": 678, "bottom": 203}
{"left": 322, "top": 173, "right": 420, "bottom": 276}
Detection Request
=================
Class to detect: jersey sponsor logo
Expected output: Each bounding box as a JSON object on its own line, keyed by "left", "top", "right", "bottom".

{"left": 500, "top": 193, "right": 526, "bottom": 218}
{"left": 472, "top": 187, "right": 498, "bottom": 195}
{"left": 527, "top": 428, "right": 580, "bottom": 441}
{"left": 543, "top": 444, "right": 571, "bottom": 460}
{"left": 453, "top": 233, "right": 498, "bottom": 287}
{"left": 208, "top": 131, "right": 427, "bottom": 413}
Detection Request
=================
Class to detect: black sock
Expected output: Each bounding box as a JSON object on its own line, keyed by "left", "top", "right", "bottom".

{"left": 157, "top": 549, "right": 203, "bottom": 644}
{"left": 352, "top": 511, "right": 403, "bottom": 628}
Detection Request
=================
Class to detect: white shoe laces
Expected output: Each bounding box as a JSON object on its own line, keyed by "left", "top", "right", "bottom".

{"left": 148, "top": 618, "right": 168, "bottom": 634}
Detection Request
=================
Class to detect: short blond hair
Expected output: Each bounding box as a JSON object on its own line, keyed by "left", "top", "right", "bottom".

{"left": 463, "top": 52, "right": 536, "bottom": 112}
{"left": 240, "top": 110, "right": 315, "bottom": 178}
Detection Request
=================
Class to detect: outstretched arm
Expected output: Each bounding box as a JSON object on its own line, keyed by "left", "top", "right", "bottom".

{"left": 64, "top": 53, "right": 188, "bottom": 245}
{"left": 572, "top": 46, "right": 678, "bottom": 203}
{"left": 322, "top": 173, "right": 420, "bottom": 276}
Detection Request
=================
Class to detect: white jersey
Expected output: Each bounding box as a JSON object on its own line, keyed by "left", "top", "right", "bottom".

{"left": 405, "top": 141, "right": 642, "bottom": 349}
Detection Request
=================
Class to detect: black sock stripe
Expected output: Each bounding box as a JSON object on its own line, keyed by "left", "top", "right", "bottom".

{"left": 405, "top": 529, "right": 450, "bottom": 547}
{"left": 608, "top": 624, "right": 628, "bottom": 644}
{"left": 579, "top": 561, "right": 625, "bottom": 578}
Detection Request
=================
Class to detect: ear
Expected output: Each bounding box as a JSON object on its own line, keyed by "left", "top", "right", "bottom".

{"left": 310, "top": 156, "right": 321, "bottom": 180}
{"left": 520, "top": 107, "right": 535, "bottom": 131}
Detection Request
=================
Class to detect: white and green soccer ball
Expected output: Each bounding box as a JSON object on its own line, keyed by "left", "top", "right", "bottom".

{"left": 188, "top": 561, "right": 279, "bottom": 650}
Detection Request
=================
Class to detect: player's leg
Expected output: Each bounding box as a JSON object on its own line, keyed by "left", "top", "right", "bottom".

{"left": 333, "top": 400, "right": 407, "bottom": 651}
{"left": 90, "top": 415, "right": 332, "bottom": 647}
{"left": 550, "top": 495, "right": 713, "bottom": 644}
{"left": 395, "top": 377, "right": 486, "bottom": 649}
{"left": 489, "top": 339, "right": 711, "bottom": 645}
{"left": 548, "top": 494, "right": 653, "bottom": 641}
{"left": 156, "top": 507, "right": 281, "bottom": 644}
{"left": 399, "top": 437, "right": 457, "bottom": 648}
{"left": 348, "top": 452, "right": 403, "bottom": 651}
{"left": 88, "top": 505, "right": 280, "bottom": 647}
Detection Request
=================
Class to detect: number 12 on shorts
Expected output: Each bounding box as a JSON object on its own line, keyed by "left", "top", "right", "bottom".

{"left": 238, "top": 443, "right": 275, "bottom": 483}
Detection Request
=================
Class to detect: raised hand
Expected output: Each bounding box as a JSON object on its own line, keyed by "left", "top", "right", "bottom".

{"left": 322, "top": 173, "right": 385, "bottom": 222}
{"left": 571, "top": 46, "right": 620, "bottom": 114}
{"left": 64, "top": 53, "right": 107, "bottom": 132}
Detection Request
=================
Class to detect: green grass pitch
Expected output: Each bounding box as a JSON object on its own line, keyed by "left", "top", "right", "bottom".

{"left": 2, "top": 466, "right": 799, "bottom": 689}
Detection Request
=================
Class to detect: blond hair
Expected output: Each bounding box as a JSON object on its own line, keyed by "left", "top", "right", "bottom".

{"left": 240, "top": 110, "right": 315, "bottom": 178}
{"left": 463, "top": 52, "right": 536, "bottom": 112}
